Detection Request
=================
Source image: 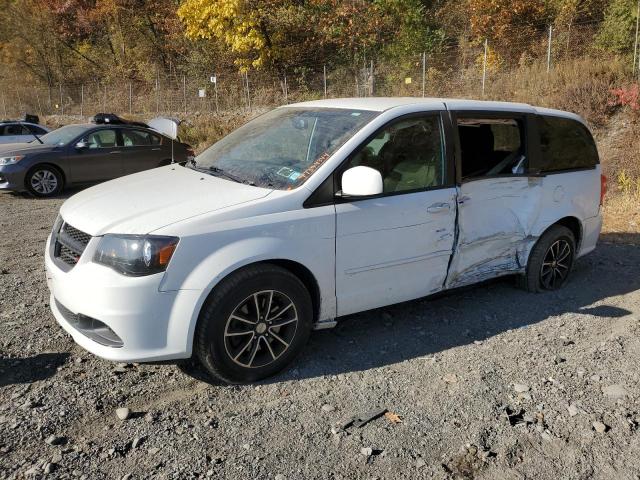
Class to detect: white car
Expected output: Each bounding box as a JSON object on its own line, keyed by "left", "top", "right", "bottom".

{"left": 45, "top": 98, "right": 604, "bottom": 383}
{"left": 0, "top": 121, "right": 50, "bottom": 144}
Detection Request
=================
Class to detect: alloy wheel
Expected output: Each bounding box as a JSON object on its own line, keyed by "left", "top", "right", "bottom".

{"left": 540, "top": 239, "right": 572, "bottom": 290}
{"left": 30, "top": 169, "right": 58, "bottom": 195}
{"left": 224, "top": 290, "right": 298, "bottom": 368}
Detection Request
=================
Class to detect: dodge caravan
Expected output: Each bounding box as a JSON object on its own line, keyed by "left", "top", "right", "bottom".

{"left": 45, "top": 98, "right": 604, "bottom": 383}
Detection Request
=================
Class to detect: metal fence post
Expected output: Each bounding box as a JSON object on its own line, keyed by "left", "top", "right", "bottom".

{"left": 156, "top": 71, "right": 160, "bottom": 114}
{"left": 284, "top": 74, "right": 288, "bottom": 103}
{"left": 182, "top": 75, "right": 186, "bottom": 115}
{"left": 129, "top": 82, "right": 132, "bottom": 114}
{"left": 634, "top": 0, "right": 640, "bottom": 75}
{"left": 547, "top": 25, "right": 553, "bottom": 73}
{"left": 245, "top": 72, "right": 251, "bottom": 111}
{"left": 59, "top": 84, "right": 64, "bottom": 116}
{"left": 323, "top": 64, "right": 327, "bottom": 98}
{"left": 80, "top": 84, "right": 84, "bottom": 118}
{"left": 482, "top": 39, "right": 488, "bottom": 97}
{"left": 421, "top": 51, "right": 426, "bottom": 97}
{"left": 1, "top": 94, "right": 6, "bottom": 118}
{"left": 370, "top": 60, "right": 374, "bottom": 96}
{"left": 214, "top": 74, "right": 219, "bottom": 114}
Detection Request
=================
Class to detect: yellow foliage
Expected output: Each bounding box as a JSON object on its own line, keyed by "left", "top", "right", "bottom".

{"left": 475, "top": 44, "right": 503, "bottom": 72}
{"left": 178, "top": 0, "right": 270, "bottom": 71}
{"left": 617, "top": 169, "right": 640, "bottom": 198}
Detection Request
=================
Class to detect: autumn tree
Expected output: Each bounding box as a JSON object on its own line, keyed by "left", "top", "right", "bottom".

{"left": 467, "top": 0, "right": 550, "bottom": 60}
{"left": 596, "top": 0, "right": 639, "bottom": 53}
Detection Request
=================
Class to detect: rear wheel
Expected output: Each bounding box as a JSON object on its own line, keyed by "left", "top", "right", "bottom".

{"left": 26, "top": 165, "right": 63, "bottom": 197}
{"left": 195, "top": 264, "right": 313, "bottom": 384}
{"left": 520, "top": 225, "right": 575, "bottom": 292}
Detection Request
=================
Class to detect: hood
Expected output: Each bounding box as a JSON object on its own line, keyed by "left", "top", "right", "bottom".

{"left": 60, "top": 166, "right": 273, "bottom": 236}
{"left": 0, "top": 142, "right": 57, "bottom": 156}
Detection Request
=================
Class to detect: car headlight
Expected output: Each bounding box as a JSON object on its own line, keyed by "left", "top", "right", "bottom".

{"left": 93, "top": 234, "right": 179, "bottom": 276}
{"left": 0, "top": 155, "right": 24, "bottom": 165}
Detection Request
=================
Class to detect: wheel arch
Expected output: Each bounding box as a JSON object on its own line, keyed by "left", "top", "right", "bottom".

{"left": 25, "top": 162, "right": 67, "bottom": 189}
{"left": 182, "top": 256, "right": 327, "bottom": 359}
{"left": 545, "top": 216, "right": 582, "bottom": 251}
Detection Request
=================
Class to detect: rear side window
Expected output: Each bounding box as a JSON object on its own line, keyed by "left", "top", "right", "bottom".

{"left": 457, "top": 117, "right": 527, "bottom": 179}
{"left": 537, "top": 116, "right": 599, "bottom": 172}
{"left": 28, "top": 125, "right": 48, "bottom": 135}
{"left": 122, "top": 129, "right": 154, "bottom": 147}
{"left": 1, "top": 124, "right": 30, "bottom": 135}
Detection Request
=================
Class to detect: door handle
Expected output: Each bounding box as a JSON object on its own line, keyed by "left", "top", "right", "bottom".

{"left": 110, "top": 151, "right": 122, "bottom": 154}
{"left": 152, "top": 148, "right": 162, "bottom": 151}
{"left": 427, "top": 202, "right": 450, "bottom": 213}
{"left": 458, "top": 195, "right": 471, "bottom": 204}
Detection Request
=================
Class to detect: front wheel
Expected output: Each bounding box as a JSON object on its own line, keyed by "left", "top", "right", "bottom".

{"left": 195, "top": 264, "right": 313, "bottom": 384}
{"left": 520, "top": 225, "right": 576, "bottom": 292}
{"left": 26, "top": 166, "right": 63, "bottom": 197}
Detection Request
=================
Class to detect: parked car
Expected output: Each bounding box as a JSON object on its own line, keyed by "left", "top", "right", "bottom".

{"left": 0, "top": 116, "right": 50, "bottom": 144}
{"left": 45, "top": 98, "right": 604, "bottom": 383}
{"left": 0, "top": 114, "right": 194, "bottom": 197}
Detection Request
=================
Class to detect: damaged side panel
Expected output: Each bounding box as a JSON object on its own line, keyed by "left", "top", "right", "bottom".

{"left": 445, "top": 177, "right": 543, "bottom": 289}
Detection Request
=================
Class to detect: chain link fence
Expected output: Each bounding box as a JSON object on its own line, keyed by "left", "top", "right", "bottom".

{"left": 0, "top": 20, "right": 636, "bottom": 120}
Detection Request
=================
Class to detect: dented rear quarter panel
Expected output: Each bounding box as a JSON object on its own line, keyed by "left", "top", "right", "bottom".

{"left": 445, "top": 176, "right": 544, "bottom": 288}
{"left": 445, "top": 165, "right": 601, "bottom": 288}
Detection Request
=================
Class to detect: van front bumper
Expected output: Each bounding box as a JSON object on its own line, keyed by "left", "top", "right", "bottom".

{"left": 45, "top": 234, "right": 202, "bottom": 362}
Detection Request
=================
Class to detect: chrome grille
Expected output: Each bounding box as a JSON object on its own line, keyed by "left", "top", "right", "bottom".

{"left": 61, "top": 223, "right": 91, "bottom": 246}
{"left": 53, "top": 221, "right": 91, "bottom": 267}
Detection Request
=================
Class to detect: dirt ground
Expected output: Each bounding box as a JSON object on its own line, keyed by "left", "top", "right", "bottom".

{"left": 1, "top": 189, "right": 639, "bottom": 480}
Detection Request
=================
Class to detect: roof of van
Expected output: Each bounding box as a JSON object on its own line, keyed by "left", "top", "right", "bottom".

{"left": 285, "top": 97, "right": 584, "bottom": 122}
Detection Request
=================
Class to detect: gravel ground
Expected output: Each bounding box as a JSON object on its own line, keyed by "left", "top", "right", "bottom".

{"left": 1, "top": 189, "right": 639, "bottom": 480}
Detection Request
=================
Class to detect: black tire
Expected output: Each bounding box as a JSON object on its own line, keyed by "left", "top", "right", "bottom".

{"left": 519, "top": 225, "right": 576, "bottom": 293}
{"left": 195, "top": 264, "right": 313, "bottom": 384}
{"left": 25, "top": 165, "right": 63, "bottom": 197}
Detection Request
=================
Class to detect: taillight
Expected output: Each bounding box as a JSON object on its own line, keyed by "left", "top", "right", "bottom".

{"left": 600, "top": 174, "right": 607, "bottom": 206}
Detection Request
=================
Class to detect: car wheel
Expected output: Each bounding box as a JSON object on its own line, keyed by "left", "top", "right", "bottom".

{"left": 26, "top": 166, "right": 63, "bottom": 197}
{"left": 195, "top": 264, "right": 313, "bottom": 384}
{"left": 520, "top": 225, "right": 575, "bottom": 293}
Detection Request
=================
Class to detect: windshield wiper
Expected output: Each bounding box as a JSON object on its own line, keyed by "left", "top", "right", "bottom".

{"left": 207, "top": 166, "right": 246, "bottom": 184}
{"left": 30, "top": 131, "right": 43, "bottom": 144}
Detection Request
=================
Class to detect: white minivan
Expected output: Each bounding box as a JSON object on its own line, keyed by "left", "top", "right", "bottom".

{"left": 45, "top": 98, "right": 605, "bottom": 383}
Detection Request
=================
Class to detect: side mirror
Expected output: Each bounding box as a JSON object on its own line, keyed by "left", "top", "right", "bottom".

{"left": 340, "top": 166, "right": 383, "bottom": 197}
{"left": 75, "top": 141, "right": 89, "bottom": 150}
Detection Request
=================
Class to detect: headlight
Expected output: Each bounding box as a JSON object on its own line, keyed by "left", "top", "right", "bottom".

{"left": 93, "top": 234, "right": 179, "bottom": 276}
{"left": 0, "top": 155, "right": 24, "bottom": 165}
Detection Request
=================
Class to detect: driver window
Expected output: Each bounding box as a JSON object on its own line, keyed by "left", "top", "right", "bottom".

{"left": 346, "top": 115, "right": 445, "bottom": 193}
{"left": 83, "top": 129, "right": 118, "bottom": 149}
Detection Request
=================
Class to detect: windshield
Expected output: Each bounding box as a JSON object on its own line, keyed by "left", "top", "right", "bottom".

{"left": 193, "top": 107, "right": 378, "bottom": 189}
{"left": 35, "top": 125, "right": 90, "bottom": 145}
